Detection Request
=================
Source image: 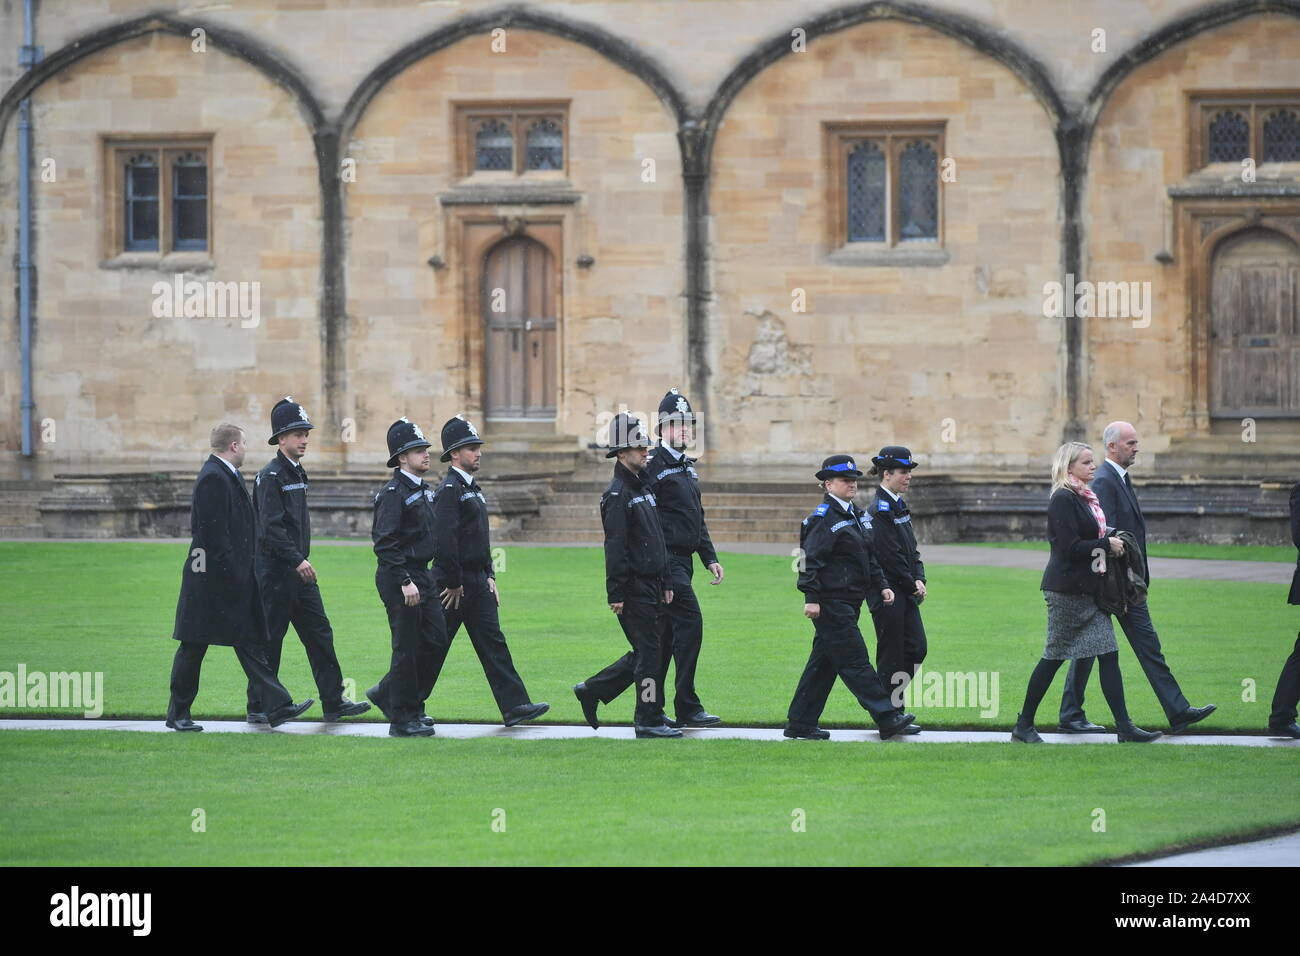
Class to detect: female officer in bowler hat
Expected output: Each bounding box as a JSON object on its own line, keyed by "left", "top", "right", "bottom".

{"left": 784, "top": 455, "right": 921, "bottom": 741}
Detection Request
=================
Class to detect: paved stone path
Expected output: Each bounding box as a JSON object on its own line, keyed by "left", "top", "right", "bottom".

{"left": 1125, "top": 829, "right": 1300, "bottom": 866}
{"left": 2, "top": 718, "right": 1296, "bottom": 746}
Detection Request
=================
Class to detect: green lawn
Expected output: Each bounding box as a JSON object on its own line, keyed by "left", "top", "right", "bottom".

{"left": 955, "top": 540, "right": 1296, "bottom": 563}
{"left": 2, "top": 731, "right": 1297, "bottom": 866}
{"left": 0, "top": 542, "right": 1293, "bottom": 731}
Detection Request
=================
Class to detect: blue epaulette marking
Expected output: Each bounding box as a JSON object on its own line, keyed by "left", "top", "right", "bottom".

{"left": 878, "top": 500, "right": 891, "bottom": 512}
{"left": 813, "top": 503, "right": 829, "bottom": 516}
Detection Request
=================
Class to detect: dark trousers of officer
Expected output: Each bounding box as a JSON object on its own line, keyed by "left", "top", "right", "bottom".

{"left": 1271, "top": 630, "right": 1300, "bottom": 726}
{"left": 1059, "top": 600, "right": 1190, "bottom": 724}
{"left": 787, "top": 597, "right": 899, "bottom": 730}
{"left": 657, "top": 553, "right": 706, "bottom": 718}
{"left": 168, "top": 641, "right": 291, "bottom": 722}
{"left": 424, "top": 567, "right": 529, "bottom": 717}
{"left": 371, "top": 568, "right": 446, "bottom": 724}
{"left": 583, "top": 578, "right": 665, "bottom": 726}
{"left": 870, "top": 593, "right": 928, "bottom": 705}
{"left": 247, "top": 566, "right": 345, "bottom": 714}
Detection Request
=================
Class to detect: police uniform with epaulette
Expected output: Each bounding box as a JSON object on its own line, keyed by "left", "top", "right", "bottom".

{"left": 866, "top": 446, "right": 929, "bottom": 705}
{"left": 784, "top": 454, "right": 919, "bottom": 740}
{"left": 364, "top": 418, "right": 445, "bottom": 736}
{"left": 644, "top": 388, "right": 722, "bottom": 727}
{"left": 422, "top": 416, "right": 549, "bottom": 727}
{"left": 247, "top": 397, "right": 370, "bottom": 723}
{"left": 573, "top": 413, "right": 679, "bottom": 737}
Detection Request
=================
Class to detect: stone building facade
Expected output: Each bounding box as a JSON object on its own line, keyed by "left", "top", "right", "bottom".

{"left": 2, "top": 0, "right": 1299, "bottom": 478}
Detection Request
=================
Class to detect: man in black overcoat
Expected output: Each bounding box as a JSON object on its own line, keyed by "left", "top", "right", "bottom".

{"left": 166, "top": 423, "right": 315, "bottom": 731}
{"left": 1269, "top": 479, "right": 1300, "bottom": 738}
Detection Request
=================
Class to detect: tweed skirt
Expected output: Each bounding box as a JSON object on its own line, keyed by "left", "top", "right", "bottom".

{"left": 1041, "top": 589, "right": 1117, "bottom": 660}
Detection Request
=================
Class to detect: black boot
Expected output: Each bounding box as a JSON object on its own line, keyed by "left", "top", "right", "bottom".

{"left": 1011, "top": 712, "right": 1043, "bottom": 743}
{"left": 1116, "top": 720, "right": 1161, "bottom": 743}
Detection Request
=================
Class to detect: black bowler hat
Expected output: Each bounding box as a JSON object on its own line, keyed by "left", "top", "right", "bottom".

{"left": 871, "top": 446, "right": 918, "bottom": 472}
{"left": 386, "top": 418, "right": 432, "bottom": 468}
{"left": 815, "top": 454, "right": 864, "bottom": 481}
{"left": 440, "top": 415, "right": 484, "bottom": 462}
{"left": 268, "top": 396, "right": 313, "bottom": 445}
{"left": 605, "top": 412, "right": 652, "bottom": 458}
{"left": 657, "top": 387, "right": 696, "bottom": 427}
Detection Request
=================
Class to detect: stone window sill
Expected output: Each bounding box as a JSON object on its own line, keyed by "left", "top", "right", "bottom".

{"left": 101, "top": 252, "right": 215, "bottom": 273}
{"left": 824, "top": 244, "right": 950, "bottom": 267}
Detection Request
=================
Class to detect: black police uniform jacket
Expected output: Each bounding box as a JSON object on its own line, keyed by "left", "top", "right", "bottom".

{"left": 172, "top": 454, "right": 268, "bottom": 647}
{"left": 797, "top": 493, "right": 888, "bottom": 604}
{"left": 253, "top": 450, "right": 311, "bottom": 573}
{"left": 371, "top": 468, "right": 437, "bottom": 606}
{"left": 644, "top": 444, "right": 719, "bottom": 566}
{"left": 432, "top": 467, "right": 494, "bottom": 590}
{"left": 868, "top": 488, "right": 926, "bottom": 592}
{"left": 602, "top": 461, "right": 669, "bottom": 604}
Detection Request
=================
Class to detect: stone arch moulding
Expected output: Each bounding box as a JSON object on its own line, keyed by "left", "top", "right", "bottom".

{"left": 1177, "top": 205, "right": 1300, "bottom": 429}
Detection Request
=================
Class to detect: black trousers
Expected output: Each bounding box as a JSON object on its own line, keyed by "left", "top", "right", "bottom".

{"left": 657, "top": 553, "right": 706, "bottom": 717}
{"left": 424, "top": 568, "right": 530, "bottom": 717}
{"left": 583, "top": 579, "right": 666, "bottom": 725}
{"left": 371, "top": 569, "right": 447, "bottom": 724}
{"left": 787, "top": 597, "right": 901, "bottom": 729}
{"left": 870, "top": 592, "right": 927, "bottom": 705}
{"left": 167, "top": 640, "right": 291, "bottom": 722}
{"left": 1059, "top": 599, "right": 1190, "bottom": 724}
{"left": 1271, "top": 630, "right": 1300, "bottom": 726}
{"left": 247, "top": 565, "right": 345, "bottom": 713}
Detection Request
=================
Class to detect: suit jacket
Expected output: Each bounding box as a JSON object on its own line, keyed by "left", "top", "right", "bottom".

{"left": 1040, "top": 487, "right": 1109, "bottom": 596}
{"left": 172, "top": 454, "right": 268, "bottom": 646}
{"left": 1091, "top": 460, "right": 1148, "bottom": 584}
{"left": 1289, "top": 481, "right": 1300, "bottom": 606}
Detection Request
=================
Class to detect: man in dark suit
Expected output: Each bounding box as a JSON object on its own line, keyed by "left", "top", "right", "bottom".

{"left": 1058, "top": 421, "right": 1216, "bottom": 734}
{"left": 1268, "top": 480, "right": 1300, "bottom": 738}
{"left": 167, "top": 423, "right": 314, "bottom": 731}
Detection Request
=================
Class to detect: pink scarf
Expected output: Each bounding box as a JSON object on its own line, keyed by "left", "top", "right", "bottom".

{"left": 1067, "top": 475, "right": 1107, "bottom": 537}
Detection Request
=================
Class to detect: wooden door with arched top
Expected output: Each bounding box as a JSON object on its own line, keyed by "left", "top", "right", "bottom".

{"left": 483, "top": 236, "right": 557, "bottom": 419}
{"left": 1210, "top": 228, "right": 1300, "bottom": 417}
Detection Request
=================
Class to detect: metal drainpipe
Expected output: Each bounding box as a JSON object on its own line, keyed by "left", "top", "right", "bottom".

{"left": 18, "top": 0, "right": 42, "bottom": 458}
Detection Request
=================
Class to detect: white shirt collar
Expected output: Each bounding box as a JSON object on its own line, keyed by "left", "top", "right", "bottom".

{"left": 879, "top": 485, "right": 902, "bottom": 503}
{"left": 660, "top": 443, "right": 684, "bottom": 461}
{"left": 399, "top": 468, "right": 424, "bottom": 486}
{"left": 215, "top": 454, "right": 241, "bottom": 477}
{"left": 1106, "top": 458, "right": 1127, "bottom": 479}
{"left": 828, "top": 493, "right": 854, "bottom": 513}
{"left": 451, "top": 465, "right": 475, "bottom": 486}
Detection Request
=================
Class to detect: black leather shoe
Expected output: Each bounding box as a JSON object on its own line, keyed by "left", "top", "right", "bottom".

{"left": 678, "top": 711, "right": 722, "bottom": 727}
{"left": 246, "top": 712, "right": 268, "bottom": 724}
{"left": 365, "top": 684, "right": 392, "bottom": 721}
{"left": 1011, "top": 724, "right": 1043, "bottom": 743}
{"left": 323, "top": 698, "right": 372, "bottom": 721}
{"left": 634, "top": 723, "right": 683, "bottom": 738}
{"left": 419, "top": 714, "right": 435, "bottom": 728}
{"left": 166, "top": 717, "right": 203, "bottom": 732}
{"left": 1268, "top": 721, "right": 1300, "bottom": 739}
{"left": 783, "top": 725, "right": 830, "bottom": 740}
{"left": 503, "top": 702, "right": 550, "bottom": 726}
{"left": 1058, "top": 719, "right": 1106, "bottom": 733}
{"left": 1168, "top": 704, "right": 1216, "bottom": 734}
{"left": 878, "top": 713, "right": 919, "bottom": 739}
{"left": 1117, "top": 721, "right": 1162, "bottom": 743}
{"left": 573, "top": 683, "right": 600, "bottom": 729}
{"left": 662, "top": 714, "right": 679, "bottom": 728}
{"left": 389, "top": 720, "right": 436, "bottom": 737}
{"left": 266, "top": 698, "right": 314, "bottom": 728}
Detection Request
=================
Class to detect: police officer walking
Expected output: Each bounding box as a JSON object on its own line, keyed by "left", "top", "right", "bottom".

{"left": 646, "top": 388, "right": 724, "bottom": 728}
{"left": 364, "top": 418, "right": 443, "bottom": 737}
{"left": 167, "top": 423, "right": 314, "bottom": 731}
{"left": 573, "top": 412, "right": 681, "bottom": 738}
{"left": 785, "top": 455, "right": 921, "bottom": 741}
{"left": 426, "top": 415, "right": 549, "bottom": 726}
{"left": 247, "top": 397, "right": 371, "bottom": 723}
{"left": 866, "top": 446, "right": 928, "bottom": 705}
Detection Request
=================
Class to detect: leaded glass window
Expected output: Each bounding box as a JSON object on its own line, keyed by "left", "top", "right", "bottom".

{"left": 125, "top": 153, "right": 159, "bottom": 252}
{"left": 898, "top": 141, "right": 938, "bottom": 240}
{"left": 1208, "top": 110, "right": 1250, "bottom": 162}
{"left": 525, "top": 119, "right": 563, "bottom": 170}
{"left": 1263, "top": 109, "right": 1300, "bottom": 162}
{"left": 475, "top": 119, "right": 514, "bottom": 171}
{"left": 846, "top": 141, "right": 885, "bottom": 242}
{"left": 173, "top": 152, "right": 208, "bottom": 251}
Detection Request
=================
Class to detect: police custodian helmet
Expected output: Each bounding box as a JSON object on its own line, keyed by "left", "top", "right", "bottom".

{"left": 439, "top": 414, "right": 484, "bottom": 462}
{"left": 605, "top": 412, "right": 652, "bottom": 458}
{"left": 268, "top": 396, "right": 313, "bottom": 445}
{"left": 657, "top": 387, "right": 696, "bottom": 428}
{"left": 386, "top": 417, "right": 432, "bottom": 468}
{"left": 870, "top": 446, "right": 918, "bottom": 473}
{"left": 815, "top": 454, "right": 865, "bottom": 481}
